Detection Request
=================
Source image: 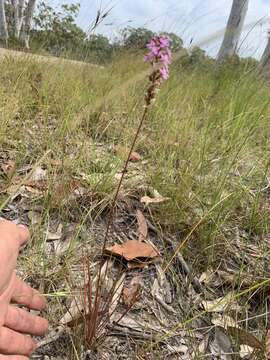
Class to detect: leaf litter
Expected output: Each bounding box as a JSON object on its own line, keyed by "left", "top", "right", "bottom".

{"left": 1, "top": 147, "right": 270, "bottom": 359}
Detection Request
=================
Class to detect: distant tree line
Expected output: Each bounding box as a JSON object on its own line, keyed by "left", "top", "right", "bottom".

{"left": 0, "top": 0, "right": 270, "bottom": 72}
{"left": 0, "top": 1, "right": 184, "bottom": 64}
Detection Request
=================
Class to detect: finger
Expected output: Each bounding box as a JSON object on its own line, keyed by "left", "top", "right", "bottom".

{"left": 11, "top": 277, "right": 47, "bottom": 310}
{"left": 16, "top": 225, "right": 30, "bottom": 247}
{"left": 0, "top": 327, "right": 36, "bottom": 356}
{"left": 5, "top": 305, "right": 48, "bottom": 336}
{"left": 0, "top": 220, "right": 29, "bottom": 247}
{"left": 0, "top": 355, "right": 29, "bottom": 360}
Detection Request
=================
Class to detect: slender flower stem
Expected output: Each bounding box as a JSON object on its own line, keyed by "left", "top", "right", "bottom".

{"left": 101, "top": 105, "right": 149, "bottom": 253}
{"left": 85, "top": 35, "right": 172, "bottom": 350}
{"left": 91, "top": 106, "right": 149, "bottom": 345}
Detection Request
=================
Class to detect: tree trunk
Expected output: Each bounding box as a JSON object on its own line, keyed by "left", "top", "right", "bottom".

{"left": 11, "top": 0, "right": 19, "bottom": 38}
{"left": 259, "top": 31, "right": 270, "bottom": 72}
{"left": 0, "top": 0, "right": 8, "bottom": 43}
{"left": 13, "top": 0, "right": 25, "bottom": 38}
{"left": 20, "top": 0, "right": 36, "bottom": 48}
{"left": 217, "top": 0, "right": 249, "bottom": 63}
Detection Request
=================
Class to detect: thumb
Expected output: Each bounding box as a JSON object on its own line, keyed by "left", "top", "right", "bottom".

{"left": 0, "top": 220, "right": 30, "bottom": 247}
{"left": 17, "top": 224, "right": 30, "bottom": 246}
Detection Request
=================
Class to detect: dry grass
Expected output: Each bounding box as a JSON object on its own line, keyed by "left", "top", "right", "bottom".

{"left": 1, "top": 54, "right": 270, "bottom": 358}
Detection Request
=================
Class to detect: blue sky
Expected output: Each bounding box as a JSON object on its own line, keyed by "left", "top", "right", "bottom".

{"left": 52, "top": 0, "right": 270, "bottom": 58}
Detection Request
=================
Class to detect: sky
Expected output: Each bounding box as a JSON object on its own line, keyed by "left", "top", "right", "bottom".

{"left": 52, "top": 0, "right": 270, "bottom": 58}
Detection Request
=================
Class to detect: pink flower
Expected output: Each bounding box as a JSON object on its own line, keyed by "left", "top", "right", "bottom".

{"left": 159, "top": 65, "right": 169, "bottom": 80}
{"left": 144, "top": 36, "right": 172, "bottom": 81}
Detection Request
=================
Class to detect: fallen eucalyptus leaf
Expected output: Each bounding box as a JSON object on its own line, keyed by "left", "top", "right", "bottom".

{"left": 105, "top": 240, "right": 160, "bottom": 263}
{"left": 136, "top": 209, "right": 148, "bottom": 242}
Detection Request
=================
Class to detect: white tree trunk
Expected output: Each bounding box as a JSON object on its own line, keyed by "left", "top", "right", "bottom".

{"left": 11, "top": 0, "right": 19, "bottom": 38}
{"left": 217, "top": 0, "right": 249, "bottom": 62}
{"left": 259, "top": 31, "right": 270, "bottom": 71}
{"left": 14, "top": 0, "right": 25, "bottom": 38}
{"left": 0, "top": 0, "right": 8, "bottom": 43}
{"left": 21, "top": 0, "right": 36, "bottom": 48}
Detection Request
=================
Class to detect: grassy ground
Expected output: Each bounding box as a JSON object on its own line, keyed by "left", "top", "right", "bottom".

{"left": 1, "top": 53, "right": 270, "bottom": 358}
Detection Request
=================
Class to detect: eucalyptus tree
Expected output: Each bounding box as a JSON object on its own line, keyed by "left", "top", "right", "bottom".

{"left": 0, "top": 0, "right": 8, "bottom": 43}
{"left": 217, "top": 0, "right": 249, "bottom": 62}
{"left": 20, "top": 0, "right": 36, "bottom": 48}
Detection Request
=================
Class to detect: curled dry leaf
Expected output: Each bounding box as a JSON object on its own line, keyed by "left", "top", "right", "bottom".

{"left": 140, "top": 190, "right": 170, "bottom": 205}
{"left": 122, "top": 276, "right": 142, "bottom": 307}
{"left": 136, "top": 210, "right": 148, "bottom": 242}
{"left": 105, "top": 240, "right": 161, "bottom": 264}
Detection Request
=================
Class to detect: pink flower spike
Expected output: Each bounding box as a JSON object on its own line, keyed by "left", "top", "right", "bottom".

{"left": 159, "top": 66, "right": 169, "bottom": 80}
{"left": 159, "top": 37, "right": 171, "bottom": 48}
{"left": 145, "top": 35, "right": 172, "bottom": 83}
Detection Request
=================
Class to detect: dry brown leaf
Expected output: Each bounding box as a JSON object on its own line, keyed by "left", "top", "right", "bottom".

{"left": 227, "top": 327, "right": 263, "bottom": 350}
{"left": 105, "top": 240, "right": 160, "bottom": 263}
{"left": 136, "top": 210, "right": 148, "bottom": 242}
{"left": 122, "top": 276, "right": 141, "bottom": 307}
{"left": 140, "top": 194, "right": 170, "bottom": 205}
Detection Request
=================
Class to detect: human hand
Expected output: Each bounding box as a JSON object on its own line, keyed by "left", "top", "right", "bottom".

{"left": 0, "top": 220, "right": 48, "bottom": 359}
